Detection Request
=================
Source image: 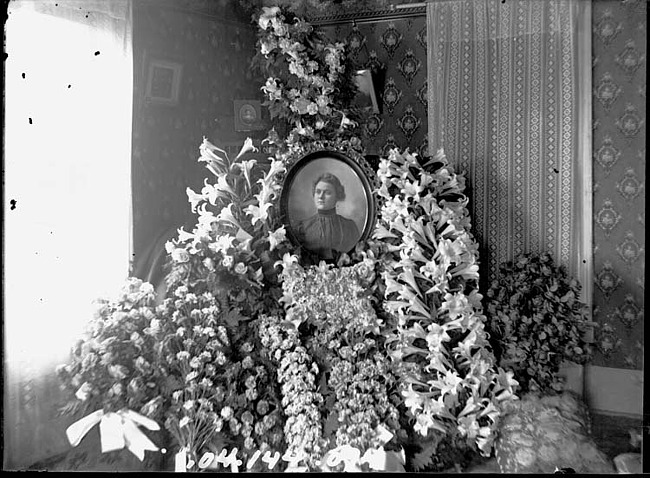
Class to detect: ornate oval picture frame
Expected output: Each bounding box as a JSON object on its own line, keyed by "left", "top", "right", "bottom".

{"left": 280, "top": 148, "right": 377, "bottom": 261}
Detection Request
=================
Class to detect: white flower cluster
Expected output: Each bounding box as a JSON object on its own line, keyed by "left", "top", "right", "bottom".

{"left": 256, "top": 6, "right": 357, "bottom": 142}
{"left": 373, "top": 147, "right": 518, "bottom": 456}
{"left": 165, "top": 137, "right": 288, "bottom": 291}
{"left": 271, "top": 259, "right": 403, "bottom": 469}
{"left": 258, "top": 315, "right": 325, "bottom": 469}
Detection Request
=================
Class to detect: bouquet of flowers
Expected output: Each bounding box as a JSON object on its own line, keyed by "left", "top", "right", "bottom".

{"left": 57, "top": 278, "right": 166, "bottom": 421}
{"left": 165, "top": 137, "right": 290, "bottom": 315}
{"left": 484, "top": 252, "right": 593, "bottom": 394}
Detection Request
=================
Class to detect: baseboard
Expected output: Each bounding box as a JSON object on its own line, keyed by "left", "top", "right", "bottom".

{"left": 591, "top": 409, "right": 645, "bottom": 420}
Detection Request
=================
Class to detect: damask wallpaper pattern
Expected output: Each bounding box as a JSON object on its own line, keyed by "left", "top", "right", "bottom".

{"left": 320, "top": 16, "right": 429, "bottom": 158}
{"left": 591, "top": 0, "right": 645, "bottom": 370}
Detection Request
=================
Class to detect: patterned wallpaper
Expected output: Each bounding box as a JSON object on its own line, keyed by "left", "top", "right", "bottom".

{"left": 130, "top": 2, "right": 644, "bottom": 371}
{"left": 131, "top": 4, "right": 262, "bottom": 268}
{"left": 320, "top": 16, "right": 429, "bottom": 158}
{"left": 591, "top": 0, "right": 645, "bottom": 370}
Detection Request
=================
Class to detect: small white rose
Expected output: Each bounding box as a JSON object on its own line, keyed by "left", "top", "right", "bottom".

{"left": 171, "top": 248, "right": 190, "bottom": 263}
{"left": 222, "top": 256, "right": 234, "bottom": 268}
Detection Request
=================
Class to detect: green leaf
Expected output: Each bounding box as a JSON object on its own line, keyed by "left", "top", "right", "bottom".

{"left": 323, "top": 409, "right": 339, "bottom": 438}
{"left": 411, "top": 439, "right": 439, "bottom": 471}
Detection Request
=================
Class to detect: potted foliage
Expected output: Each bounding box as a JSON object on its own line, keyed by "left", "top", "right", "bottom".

{"left": 484, "top": 252, "right": 593, "bottom": 394}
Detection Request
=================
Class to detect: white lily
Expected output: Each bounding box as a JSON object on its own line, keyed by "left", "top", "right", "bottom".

{"left": 186, "top": 187, "right": 205, "bottom": 213}
{"left": 235, "top": 137, "right": 258, "bottom": 161}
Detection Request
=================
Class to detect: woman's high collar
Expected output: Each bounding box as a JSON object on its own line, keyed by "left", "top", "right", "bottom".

{"left": 317, "top": 207, "right": 337, "bottom": 216}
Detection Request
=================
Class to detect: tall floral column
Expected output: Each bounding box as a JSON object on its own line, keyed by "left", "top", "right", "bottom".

{"left": 371, "top": 148, "right": 519, "bottom": 470}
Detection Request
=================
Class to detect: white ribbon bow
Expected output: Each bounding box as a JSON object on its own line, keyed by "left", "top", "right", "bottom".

{"left": 66, "top": 408, "right": 160, "bottom": 461}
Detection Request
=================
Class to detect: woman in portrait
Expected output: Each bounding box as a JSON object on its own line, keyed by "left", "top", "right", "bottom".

{"left": 295, "top": 173, "right": 361, "bottom": 260}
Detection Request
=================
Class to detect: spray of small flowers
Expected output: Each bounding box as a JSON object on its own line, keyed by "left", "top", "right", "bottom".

{"left": 155, "top": 285, "right": 285, "bottom": 471}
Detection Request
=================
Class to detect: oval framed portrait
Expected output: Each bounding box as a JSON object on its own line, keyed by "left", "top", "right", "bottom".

{"left": 280, "top": 150, "right": 376, "bottom": 261}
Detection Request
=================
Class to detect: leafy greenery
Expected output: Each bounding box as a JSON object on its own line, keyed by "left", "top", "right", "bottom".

{"left": 484, "top": 252, "right": 593, "bottom": 394}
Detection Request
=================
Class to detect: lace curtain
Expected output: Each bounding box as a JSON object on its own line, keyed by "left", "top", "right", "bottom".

{"left": 4, "top": 0, "right": 133, "bottom": 468}
{"left": 426, "top": 0, "right": 592, "bottom": 299}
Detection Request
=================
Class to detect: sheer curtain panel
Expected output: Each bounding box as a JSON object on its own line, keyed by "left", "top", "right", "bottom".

{"left": 426, "top": 0, "right": 592, "bottom": 304}
{"left": 4, "top": 0, "right": 133, "bottom": 469}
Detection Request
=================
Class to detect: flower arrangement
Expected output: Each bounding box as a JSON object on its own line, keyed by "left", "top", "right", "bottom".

{"left": 253, "top": 6, "right": 361, "bottom": 149}
{"left": 57, "top": 278, "right": 164, "bottom": 420}
{"left": 57, "top": 137, "right": 522, "bottom": 472}
{"left": 56, "top": 7, "right": 542, "bottom": 473}
{"left": 257, "top": 314, "right": 325, "bottom": 470}
{"left": 158, "top": 138, "right": 298, "bottom": 467}
{"left": 57, "top": 137, "right": 293, "bottom": 468}
{"left": 165, "top": 137, "right": 290, "bottom": 314}
{"left": 154, "top": 285, "right": 285, "bottom": 470}
{"left": 484, "top": 252, "right": 594, "bottom": 394}
{"left": 259, "top": 255, "right": 405, "bottom": 471}
{"left": 57, "top": 279, "right": 286, "bottom": 471}
{"left": 368, "top": 147, "right": 519, "bottom": 470}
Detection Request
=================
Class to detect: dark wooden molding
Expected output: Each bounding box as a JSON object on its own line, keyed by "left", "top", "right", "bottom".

{"left": 308, "top": 5, "right": 426, "bottom": 25}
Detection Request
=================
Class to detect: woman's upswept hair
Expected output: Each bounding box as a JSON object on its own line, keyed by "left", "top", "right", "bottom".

{"left": 312, "top": 173, "right": 346, "bottom": 201}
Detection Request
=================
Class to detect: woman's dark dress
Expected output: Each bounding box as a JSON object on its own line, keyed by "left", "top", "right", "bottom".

{"left": 295, "top": 208, "right": 361, "bottom": 259}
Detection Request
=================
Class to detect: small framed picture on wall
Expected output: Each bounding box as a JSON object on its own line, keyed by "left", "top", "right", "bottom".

{"left": 145, "top": 58, "right": 183, "bottom": 106}
{"left": 234, "top": 100, "right": 264, "bottom": 131}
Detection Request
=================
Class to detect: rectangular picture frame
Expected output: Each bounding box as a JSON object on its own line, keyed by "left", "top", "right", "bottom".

{"left": 234, "top": 99, "right": 264, "bottom": 131}
{"left": 144, "top": 58, "right": 183, "bottom": 106}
